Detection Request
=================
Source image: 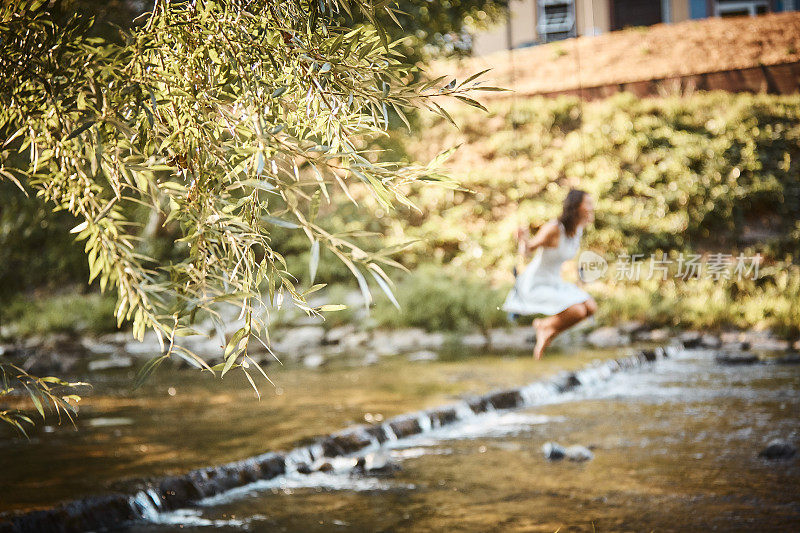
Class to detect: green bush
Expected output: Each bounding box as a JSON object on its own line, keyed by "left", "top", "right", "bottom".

{"left": 594, "top": 262, "right": 800, "bottom": 340}
{"left": 1, "top": 290, "right": 119, "bottom": 339}
{"left": 372, "top": 266, "right": 507, "bottom": 333}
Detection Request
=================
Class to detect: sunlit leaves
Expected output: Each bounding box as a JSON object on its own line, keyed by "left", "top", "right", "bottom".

{"left": 0, "top": 0, "right": 492, "bottom": 418}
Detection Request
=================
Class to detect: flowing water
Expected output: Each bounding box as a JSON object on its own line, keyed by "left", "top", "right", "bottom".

{"left": 2, "top": 346, "right": 799, "bottom": 531}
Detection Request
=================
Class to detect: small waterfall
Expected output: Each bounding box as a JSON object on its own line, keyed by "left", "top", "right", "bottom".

{"left": 519, "top": 381, "right": 558, "bottom": 405}
{"left": 454, "top": 401, "right": 476, "bottom": 421}
{"left": 382, "top": 423, "right": 398, "bottom": 441}
{"left": 416, "top": 413, "right": 433, "bottom": 433}
{"left": 285, "top": 446, "right": 314, "bottom": 473}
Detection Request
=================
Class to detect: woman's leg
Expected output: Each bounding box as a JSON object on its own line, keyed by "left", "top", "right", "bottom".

{"left": 533, "top": 298, "right": 597, "bottom": 359}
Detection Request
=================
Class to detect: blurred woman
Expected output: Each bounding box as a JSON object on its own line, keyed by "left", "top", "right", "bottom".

{"left": 503, "top": 189, "right": 597, "bottom": 359}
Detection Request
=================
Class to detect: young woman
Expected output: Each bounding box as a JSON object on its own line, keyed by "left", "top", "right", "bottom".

{"left": 502, "top": 189, "right": 597, "bottom": 360}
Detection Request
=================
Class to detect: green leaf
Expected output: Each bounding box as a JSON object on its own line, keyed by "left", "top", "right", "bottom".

{"left": 66, "top": 121, "right": 95, "bottom": 140}
{"left": 264, "top": 216, "right": 299, "bottom": 229}
{"left": 309, "top": 239, "right": 320, "bottom": 284}
{"left": 134, "top": 355, "right": 168, "bottom": 389}
{"left": 319, "top": 304, "right": 347, "bottom": 312}
{"left": 369, "top": 268, "right": 400, "bottom": 310}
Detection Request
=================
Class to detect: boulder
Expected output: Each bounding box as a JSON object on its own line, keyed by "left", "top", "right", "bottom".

{"left": 758, "top": 439, "right": 797, "bottom": 460}
{"left": 340, "top": 331, "right": 370, "bottom": 351}
{"left": 324, "top": 325, "right": 355, "bottom": 345}
{"left": 88, "top": 356, "right": 133, "bottom": 372}
{"left": 487, "top": 327, "right": 535, "bottom": 350}
{"left": 273, "top": 326, "right": 325, "bottom": 356}
{"left": 80, "top": 338, "right": 118, "bottom": 355}
{"left": 459, "top": 333, "right": 488, "bottom": 349}
{"left": 633, "top": 327, "right": 670, "bottom": 343}
{"left": 618, "top": 321, "right": 646, "bottom": 335}
{"left": 586, "top": 326, "right": 630, "bottom": 348}
{"left": 124, "top": 331, "right": 162, "bottom": 356}
{"left": 407, "top": 350, "right": 438, "bottom": 362}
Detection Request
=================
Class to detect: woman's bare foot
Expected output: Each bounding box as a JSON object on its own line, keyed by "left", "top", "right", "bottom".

{"left": 533, "top": 319, "right": 555, "bottom": 360}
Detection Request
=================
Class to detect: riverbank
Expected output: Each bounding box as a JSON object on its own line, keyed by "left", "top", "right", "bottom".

{"left": 1, "top": 283, "right": 798, "bottom": 378}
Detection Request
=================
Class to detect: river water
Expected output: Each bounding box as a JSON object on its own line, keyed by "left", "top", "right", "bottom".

{"left": 2, "top": 346, "right": 798, "bottom": 531}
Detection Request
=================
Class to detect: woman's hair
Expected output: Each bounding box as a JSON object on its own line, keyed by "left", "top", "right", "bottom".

{"left": 558, "top": 188, "right": 588, "bottom": 237}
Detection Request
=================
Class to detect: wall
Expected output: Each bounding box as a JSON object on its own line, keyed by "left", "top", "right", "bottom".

{"left": 472, "top": 0, "right": 539, "bottom": 56}
{"left": 673, "top": 0, "right": 692, "bottom": 20}
{"left": 577, "top": 0, "right": 611, "bottom": 35}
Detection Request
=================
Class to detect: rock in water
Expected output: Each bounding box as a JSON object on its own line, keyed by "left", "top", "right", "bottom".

{"left": 407, "top": 350, "right": 438, "bottom": 362}
{"left": 759, "top": 439, "right": 797, "bottom": 460}
{"left": 542, "top": 442, "right": 566, "bottom": 460}
{"left": 565, "top": 445, "right": 594, "bottom": 462}
{"left": 302, "top": 353, "right": 325, "bottom": 368}
{"left": 715, "top": 352, "right": 759, "bottom": 365}
{"left": 353, "top": 452, "right": 400, "bottom": 476}
{"left": 88, "top": 355, "right": 133, "bottom": 371}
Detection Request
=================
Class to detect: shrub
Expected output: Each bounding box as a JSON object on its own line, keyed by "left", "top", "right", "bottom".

{"left": 372, "top": 266, "right": 507, "bottom": 333}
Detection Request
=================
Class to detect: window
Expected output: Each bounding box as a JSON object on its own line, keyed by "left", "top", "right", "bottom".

{"left": 715, "top": 0, "right": 770, "bottom": 17}
{"left": 537, "top": 0, "right": 576, "bottom": 42}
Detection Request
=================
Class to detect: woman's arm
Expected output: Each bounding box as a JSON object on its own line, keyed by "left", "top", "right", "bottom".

{"left": 524, "top": 221, "right": 559, "bottom": 253}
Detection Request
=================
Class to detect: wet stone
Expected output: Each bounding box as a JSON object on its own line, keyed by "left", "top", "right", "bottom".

{"left": 389, "top": 417, "right": 422, "bottom": 438}
{"left": 716, "top": 352, "right": 760, "bottom": 365}
{"left": 321, "top": 430, "right": 374, "bottom": 457}
{"left": 639, "top": 349, "right": 657, "bottom": 362}
{"left": 542, "top": 442, "right": 566, "bottom": 460}
{"left": 157, "top": 475, "right": 202, "bottom": 508}
{"left": 551, "top": 372, "right": 580, "bottom": 393}
{"left": 759, "top": 439, "right": 797, "bottom": 460}
{"left": 429, "top": 407, "right": 458, "bottom": 427}
{"left": 487, "top": 389, "right": 523, "bottom": 410}
{"left": 467, "top": 396, "right": 492, "bottom": 414}
{"left": 770, "top": 353, "right": 800, "bottom": 365}
{"left": 353, "top": 452, "right": 400, "bottom": 477}
{"left": 364, "top": 424, "right": 389, "bottom": 445}
{"left": 679, "top": 331, "right": 703, "bottom": 349}
{"left": 316, "top": 462, "right": 334, "bottom": 472}
{"left": 2, "top": 494, "right": 137, "bottom": 533}
{"left": 254, "top": 453, "right": 286, "bottom": 479}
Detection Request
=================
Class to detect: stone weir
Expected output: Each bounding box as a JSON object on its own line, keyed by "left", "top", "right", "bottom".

{"left": 0, "top": 346, "right": 675, "bottom": 533}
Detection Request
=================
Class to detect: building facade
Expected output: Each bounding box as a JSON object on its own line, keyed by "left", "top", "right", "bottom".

{"left": 472, "top": 0, "right": 799, "bottom": 55}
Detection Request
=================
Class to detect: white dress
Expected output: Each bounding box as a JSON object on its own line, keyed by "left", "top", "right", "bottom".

{"left": 502, "top": 221, "right": 591, "bottom": 316}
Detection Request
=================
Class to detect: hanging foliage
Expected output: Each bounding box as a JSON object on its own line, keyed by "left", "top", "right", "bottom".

{"left": 0, "top": 0, "right": 498, "bottom": 430}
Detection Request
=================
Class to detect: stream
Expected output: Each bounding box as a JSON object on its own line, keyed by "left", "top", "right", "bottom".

{"left": 1, "top": 345, "right": 798, "bottom": 531}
